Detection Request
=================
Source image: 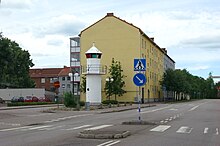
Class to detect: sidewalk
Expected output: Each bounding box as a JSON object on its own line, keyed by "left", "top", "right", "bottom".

{"left": 0, "top": 104, "right": 64, "bottom": 110}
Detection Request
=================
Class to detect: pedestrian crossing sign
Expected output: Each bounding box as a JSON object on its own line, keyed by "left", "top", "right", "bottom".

{"left": 134, "top": 59, "right": 146, "bottom": 71}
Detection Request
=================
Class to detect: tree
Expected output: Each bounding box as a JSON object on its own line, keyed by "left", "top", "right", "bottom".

{"left": 80, "top": 75, "right": 86, "bottom": 93}
{"left": 105, "top": 58, "right": 126, "bottom": 101}
{"left": 0, "top": 36, "right": 35, "bottom": 88}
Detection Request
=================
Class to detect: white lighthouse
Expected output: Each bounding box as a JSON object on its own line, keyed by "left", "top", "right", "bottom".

{"left": 84, "top": 43, "right": 106, "bottom": 105}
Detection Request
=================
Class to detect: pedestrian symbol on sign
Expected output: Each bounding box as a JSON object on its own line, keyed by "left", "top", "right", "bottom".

{"left": 134, "top": 59, "right": 146, "bottom": 71}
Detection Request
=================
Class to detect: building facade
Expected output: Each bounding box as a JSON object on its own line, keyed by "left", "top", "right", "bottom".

{"left": 79, "top": 13, "right": 175, "bottom": 103}
{"left": 70, "top": 37, "right": 80, "bottom": 95}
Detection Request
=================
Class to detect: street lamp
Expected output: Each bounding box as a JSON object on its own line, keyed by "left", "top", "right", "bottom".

{"left": 69, "top": 69, "right": 79, "bottom": 108}
{"left": 106, "top": 77, "right": 114, "bottom": 100}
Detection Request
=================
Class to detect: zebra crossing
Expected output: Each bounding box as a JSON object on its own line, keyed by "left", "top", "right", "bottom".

{"left": 0, "top": 124, "right": 113, "bottom": 132}
{"left": 150, "top": 125, "right": 219, "bottom": 135}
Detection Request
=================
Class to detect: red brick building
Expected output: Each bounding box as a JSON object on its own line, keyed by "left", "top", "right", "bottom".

{"left": 29, "top": 68, "right": 62, "bottom": 92}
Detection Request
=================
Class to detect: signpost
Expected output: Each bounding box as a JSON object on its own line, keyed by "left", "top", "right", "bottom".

{"left": 133, "top": 73, "right": 147, "bottom": 86}
{"left": 133, "top": 58, "right": 147, "bottom": 122}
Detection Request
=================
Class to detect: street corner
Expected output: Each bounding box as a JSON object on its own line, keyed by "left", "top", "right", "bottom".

{"left": 77, "top": 130, "right": 131, "bottom": 139}
{"left": 77, "top": 124, "right": 131, "bottom": 139}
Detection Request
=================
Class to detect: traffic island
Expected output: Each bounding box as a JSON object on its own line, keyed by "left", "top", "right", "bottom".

{"left": 78, "top": 130, "right": 131, "bottom": 139}
{"left": 122, "top": 120, "right": 157, "bottom": 125}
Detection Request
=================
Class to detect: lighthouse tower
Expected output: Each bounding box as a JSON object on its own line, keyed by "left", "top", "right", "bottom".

{"left": 84, "top": 43, "right": 105, "bottom": 105}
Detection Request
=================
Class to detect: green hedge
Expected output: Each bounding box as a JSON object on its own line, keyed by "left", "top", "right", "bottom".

{"left": 7, "top": 102, "right": 56, "bottom": 107}
{"left": 102, "top": 100, "right": 118, "bottom": 105}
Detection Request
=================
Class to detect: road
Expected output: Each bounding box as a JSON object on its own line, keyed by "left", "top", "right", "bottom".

{"left": 0, "top": 99, "right": 219, "bottom": 146}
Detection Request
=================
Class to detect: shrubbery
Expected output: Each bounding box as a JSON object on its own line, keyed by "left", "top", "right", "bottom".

{"left": 64, "top": 92, "right": 77, "bottom": 108}
{"left": 102, "top": 100, "right": 118, "bottom": 105}
{"left": 7, "top": 102, "right": 55, "bottom": 107}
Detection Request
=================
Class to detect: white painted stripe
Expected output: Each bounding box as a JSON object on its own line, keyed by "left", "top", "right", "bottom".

{"left": 165, "top": 118, "right": 169, "bottom": 121}
{"left": 164, "top": 121, "right": 168, "bottom": 123}
{"left": 40, "top": 125, "right": 64, "bottom": 131}
{"left": 160, "top": 121, "right": 164, "bottom": 123}
{"left": 97, "top": 140, "right": 114, "bottom": 146}
{"left": 176, "top": 126, "right": 193, "bottom": 133}
{"left": 0, "top": 122, "right": 20, "bottom": 126}
{"left": 216, "top": 128, "right": 219, "bottom": 135}
{"left": 28, "top": 125, "right": 53, "bottom": 130}
{"left": 0, "top": 126, "right": 34, "bottom": 132}
{"left": 189, "top": 105, "right": 199, "bottom": 111}
{"left": 204, "top": 128, "right": 208, "bottom": 134}
{"left": 141, "top": 105, "right": 173, "bottom": 114}
{"left": 169, "top": 108, "right": 178, "bottom": 111}
{"left": 150, "top": 125, "right": 171, "bottom": 132}
{"left": 173, "top": 116, "right": 176, "bottom": 119}
{"left": 85, "top": 125, "right": 113, "bottom": 131}
{"left": 65, "top": 125, "right": 92, "bottom": 130}
{"left": 44, "top": 114, "right": 93, "bottom": 123}
{"left": 105, "top": 140, "right": 120, "bottom": 146}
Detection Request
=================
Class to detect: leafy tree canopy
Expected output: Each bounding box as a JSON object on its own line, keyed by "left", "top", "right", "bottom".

{"left": 0, "top": 36, "right": 35, "bottom": 88}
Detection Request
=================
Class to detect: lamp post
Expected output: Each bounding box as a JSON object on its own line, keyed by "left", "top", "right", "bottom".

{"left": 69, "top": 69, "right": 79, "bottom": 106}
{"left": 106, "top": 77, "right": 114, "bottom": 100}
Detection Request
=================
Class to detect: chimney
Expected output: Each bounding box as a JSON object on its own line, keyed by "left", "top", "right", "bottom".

{"left": 162, "top": 48, "right": 167, "bottom": 54}
{"left": 150, "top": 37, "right": 154, "bottom": 42}
{"left": 107, "top": 13, "right": 114, "bottom": 16}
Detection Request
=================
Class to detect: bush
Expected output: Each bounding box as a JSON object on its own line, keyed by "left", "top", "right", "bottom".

{"left": 7, "top": 102, "right": 56, "bottom": 107}
{"left": 79, "top": 101, "right": 85, "bottom": 107}
{"left": 64, "top": 92, "right": 77, "bottom": 108}
{"left": 102, "top": 100, "right": 118, "bottom": 105}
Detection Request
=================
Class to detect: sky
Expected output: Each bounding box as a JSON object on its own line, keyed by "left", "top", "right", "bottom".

{"left": 0, "top": 0, "right": 220, "bottom": 81}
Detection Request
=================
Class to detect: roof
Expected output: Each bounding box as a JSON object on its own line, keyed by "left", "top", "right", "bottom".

{"left": 85, "top": 43, "right": 102, "bottom": 54}
{"left": 58, "top": 67, "right": 71, "bottom": 77}
{"left": 29, "top": 68, "right": 63, "bottom": 78}
{"left": 80, "top": 13, "right": 175, "bottom": 63}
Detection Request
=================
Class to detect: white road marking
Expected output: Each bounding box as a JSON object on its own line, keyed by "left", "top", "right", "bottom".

{"left": 0, "top": 122, "right": 20, "bottom": 126}
{"left": 105, "top": 140, "right": 120, "bottom": 146}
{"left": 169, "top": 117, "right": 173, "bottom": 121}
{"left": 216, "top": 128, "right": 219, "bottom": 135}
{"left": 44, "top": 114, "right": 93, "bottom": 123}
{"left": 173, "top": 116, "right": 176, "bottom": 119}
{"left": 165, "top": 118, "right": 169, "bottom": 121}
{"left": 169, "top": 108, "right": 178, "bottom": 111}
{"left": 164, "top": 121, "right": 168, "bottom": 123}
{"left": 160, "top": 120, "right": 164, "bottom": 123}
{"left": 65, "top": 125, "right": 92, "bottom": 130}
{"left": 189, "top": 105, "right": 199, "bottom": 111}
{"left": 27, "top": 125, "right": 53, "bottom": 130}
{"left": 176, "top": 126, "right": 193, "bottom": 133}
{"left": 40, "top": 125, "right": 64, "bottom": 131}
{"left": 85, "top": 125, "right": 113, "bottom": 131}
{"left": 204, "top": 128, "right": 208, "bottom": 134}
{"left": 97, "top": 140, "right": 114, "bottom": 146}
{"left": 150, "top": 125, "right": 171, "bottom": 132}
{"left": 141, "top": 105, "right": 173, "bottom": 114}
{"left": 0, "top": 126, "right": 35, "bottom": 132}
{"left": 97, "top": 140, "right": 120, "bottom": 146}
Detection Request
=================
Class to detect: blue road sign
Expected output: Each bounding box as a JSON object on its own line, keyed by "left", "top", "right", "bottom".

{"left": 134, "top": 59, "right": 146, "bottom": 71}
{"left": 133, "top": 73, "right": 147, "bottom": 86}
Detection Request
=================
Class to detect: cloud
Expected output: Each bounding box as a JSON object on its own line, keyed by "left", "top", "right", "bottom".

{"left": 32, "top": 14, "right": 86, "bottom": 37}
{"left": 1, "top": 0, "right": 32, "bottom": 10}
{"left": 180, "top": 35, "right": 220, "bottom": 51}
{"left": 47, "top": 39, "right": 63, "bottom": 46}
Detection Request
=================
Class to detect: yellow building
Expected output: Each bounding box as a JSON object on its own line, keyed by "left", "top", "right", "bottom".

{"left": 80, "top": 13, "right": 172, "bottom": 103}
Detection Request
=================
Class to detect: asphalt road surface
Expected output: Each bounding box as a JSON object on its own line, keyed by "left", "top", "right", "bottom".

{"left": 0, "top": 99, "right": 219, "bottom": 146}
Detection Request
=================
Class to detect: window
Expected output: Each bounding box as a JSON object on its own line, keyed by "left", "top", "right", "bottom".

{"left": 50, "top": 78, "right": 54, "bottom": 83}
{"left": 41, "top": 78, "right": 45, "bottom": 83}
{"left": 67, "top": 76, "right": 71, "bottom": 80}
{"left": 62, "top": 77, "right": 65, "bottom": 81}
{"left": 62, "top": 84, "right": 65, "bottom": 88}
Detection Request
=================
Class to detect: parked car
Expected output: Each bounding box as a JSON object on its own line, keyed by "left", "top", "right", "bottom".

{"left": 18, "top": 97, "right": 24, "bottom": 102}
{"left": 24, "top": 96, "right": 33, "bottom": 102}
{"left": 11, "top": 96, "right": 19, "bottom": 102}
{"left": 38, "top": 97, "right": 51, "bottom": 102}
{"left": 32, "top": 96, "right": 39, "bottom": 102}
{"left": 0, "top": 97, "right": 5, "bottom": 104}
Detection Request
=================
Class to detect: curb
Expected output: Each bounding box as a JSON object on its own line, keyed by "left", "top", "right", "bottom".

{"left": 0, "top": 104, "right": 63, "bottom": 111}
{"left": 78, "top": 130, "right": 131, "bottom": 139}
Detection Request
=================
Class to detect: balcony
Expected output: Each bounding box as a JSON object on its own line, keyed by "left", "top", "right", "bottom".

{"left": 71, "top": 46, "right": 80, "bottom": 53}
{"left": 81, "top": 65, "right": 107, "bottom": 75}
{"left": 71, "top": 61, "right": 80, "bottom": 67}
